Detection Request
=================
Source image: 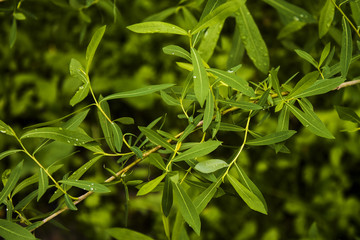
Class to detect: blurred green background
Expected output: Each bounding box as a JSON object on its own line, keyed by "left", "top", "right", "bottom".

{"left": 1, "top": 0, "right": 360, "bottom": 239}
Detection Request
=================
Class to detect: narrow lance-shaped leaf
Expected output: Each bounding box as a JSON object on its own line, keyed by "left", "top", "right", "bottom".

{"left": 191, "top": 47, "right": 209, "bottom": 107}
{"left": 163, "top": 45, "right": 192, "bottom": 62}
{"left": 236, "top": 3, "right": 269, "bottom": 74}
{"left": 138, "top": 126, "right": 173, "bottom": 151}
{"left": 319, "top": 43, "right": 331, "bottom": 67}
{"left": 37, "top": 168, "right": 48, "bottom": 201}
{"left": 111, "top": 122, "right": 123, "bottom": 152}
{"left": 70, "top": 83, "right": 90, "bottom": 107}
{"left": 287, "top": 71, "right": 319, "bottom": 98}
{"left": 198, "top": 20, "right": 225, "bottom": 62}
{"left": 286, "top": 102, "right": 334, "bottom": 139}
{"left": 172, "top": 181, "right": 201, "bottom": 235}
{"left": 319, "top": 0, "right": 335, "bottom": 38}
{"left": 335, "top": 105, "right": 360, "bottom": 124}
{"left": 64, "top": 194, "right": 78, "bottom": 211}
{"left": 21, "top": 127, "right": 94, "bottom": 145}
{"left": 193, "top": 178, "right": 222, "bottom": 213}
{"left": 97, "top": 98, "right": 116, "bottom": 153}
{"left": 63, "top": 109, "right": 90, "bottom": 130}
{"left": 106, "top": 228, "right": 155, "bottom": 240}
{"left": 340, "top": 17, "right": 352, "bottom": 78}
{"left": 292, "top": 77, "right": 344, "bottom": 98}
{"left": 162, "top": 175, "right": 173, "bottom": 217}
{"left": 0, "top": 120, "right": 15, "bottom": 136}
{"left": 203, "top": 89, "right": 214, "bottom": 132}
{"left": 194, "top": 159, "right": 228, "bottom": 174}
{"left": 148, "top": 153, "right": 166, "bottom": 171}
{"left": 294, "top": 49, "right": 318, "bottom": 68}
{"left": 218, "top": 99, "right": 262, "bottom": 111}
{"left": 127, "top": 21, "right": 188, "bottom": 35}
{"left": 59, "top": 179, "right": 111, "bottom": 193}
{"left": 137, "top": 173, "right": 166, "bottom": 196}
{"left": 101, "top": 84, "right": 174, "bottom": 102}
{"left": 0, "top": 160, "right": 23, "bottom": 204}
{"left": 227, "top": 24, "right": 245, "bottom": 68}
{"left": 227, "top": 174, "right": 267, "bottom": 214}
{"left": 173, "top": 140, "right": 222, "bottom": 162}
{"left": 246, "top": 130, "right": 296, "bottom": 146}
{"left": 270, "top": 67, "right": 281, "bottom": 97}
{"left": 9, "top": 18, "right": 17, "bottom": 48}
{"left": 86, "top": 25, "right": 106, "bottom": 73}
{"left": 207, "top": 68, "right": 255, "bottom": 97}
{"left": 0, "top": 149, "right": 22, "bottom": 161}
{"left": 0, "top": 219, "right": 36, "bottom": 240}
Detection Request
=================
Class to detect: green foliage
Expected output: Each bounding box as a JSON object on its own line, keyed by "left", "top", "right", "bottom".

{"left": 1, "top": 0, "right": 360, "bottom": 239}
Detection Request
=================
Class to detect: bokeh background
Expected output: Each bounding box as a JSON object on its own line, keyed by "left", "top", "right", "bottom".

{"left": 1, "top": 0, "right": 360, "bottom": 239}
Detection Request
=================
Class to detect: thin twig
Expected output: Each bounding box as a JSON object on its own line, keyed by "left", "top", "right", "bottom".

{"left": 335, "top": 79, "right": 360, "bottom": 90}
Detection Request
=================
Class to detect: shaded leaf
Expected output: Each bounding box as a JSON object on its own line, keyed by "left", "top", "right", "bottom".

{"left": 293, "top": 77, "right": 344, "bottom": 98}
{"left": 287, "top": 71, "right": 319, "bottom": 98}
{"left": 163, "top": 45, "right": 191, "bottom": 62}
{"left": 14, "top": 190, "right": 38, "bottom": 211}
{"left": 111, "top": 122, "right": 123, "bottom": 152}
{"left": 172, "top": 181, "right": 201, "bottom": 235}
{"left": 218, "top": 99, "right": 262, "bottom": 110}
{"left": 236, "top": 3, "right": 269, "bottom": 73}
{"left": 246, "top": 130, "right": 296, "bottom": 146}
{"left": 319, "top": 43, "right": 331, "bottom": 67}
{"left": 227, "top": 174, "right": 267, "bottom": 214}
{"left": 64, "top": 194, "right": 78, "bottom": 211}
{"left": 59, "top": 179, "right": 110, "bottom": 193}
{"left": 37, "top": 168, "right": 48, "bottom": 201}
{"left": 294, "top": 49, "right": 318, "bottom": 68}
{"left": 198, "top": 21, "right": 225, "bottom": 62}
{"left": 194, "top": 159, "right": 228, "bottom": 173}
{"left": 0, "top": 149, "right": 22, "bottom": 161}
{"left": 137, "top": 173, "right": 166, "bottom": 196}
{"left": 138, "top": 126, "right": 173, "bottom": 151}
{"left": 193, "top": 178, "right": 222, "bottom": 213}
{"left": 162, "top": 176, "right": 173, "bottom": 217}
{"left": 106, "top": 228, "right": 154, "bottom": 240}
{"left": 319, "top": 0, "right": 335, "bottom": 38}
{"left": 69, "top": 58, "right": 88, "bottom": 84}
{"left": 278, "top": 21, "right": 306, "bottom": 39}
{"left": 191, "top": 47, "right": 209, "bottom": 107}
{"left": 160, "top": 91, "right": 180, "bottom": 106}
{"left": 63, "top": 109, "right": 90, "bottom": 130}
{"left": 9, "top": 19, "right": 16, "bottom": 48}
{"left": 21, "top": 127, "right": 94, "bottom": 145}
{"left": 97, "top": 98, "right": 116, "bottom": 153}
{"left": 86, "top": 25, "right": 106, "bottom": 73}
{"left": 335, "top": 106, "right": 360, "bottom": 124}
{"left": 203, "top": 90, "right": 214, "bottom": 132}
{"left": 127, "top": 21, "right": 187, "bottom": 35}
{"left": 148, "top": 153, "right": 166, "bottom": 171}
{"left": 207, "top": 68, "right": 255, "bottom": 97}
{"left": 101, "top": 84, "right": 174, "bottom": 102}
{"left": 270, "top": 67, "right": 281, "bottom": 97}
{"left": 0, "top": 160, "right": 23, "bottom": 204}
{"left": 227, "top": 24, "right": 245, "bottom": 68}
{"left": 340, "top": 17, "right": 352, "bottom": 77}
{"left": 173, "top": 140, "right": 222, "bottom": 162}
{"left": 0, "top": 219, "right": 36, "bottom": 240}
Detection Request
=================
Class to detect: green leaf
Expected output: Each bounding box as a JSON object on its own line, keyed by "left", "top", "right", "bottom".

{"left": 198, "top": 21, "right": 225, "bottom": 62}
{"left": 163, "top": 45, "right": 191, "bottom": 62}
{"left": 178, "top": 114, "right": 203, "bottom": 142}
{"left": 218, "top": 122, "right": 244, "bottom": 132}
{"left": 70, "top": 83, "right": 90, "bottom": 106}
{"left": 59, "top": 179, "right": 110, "bottom": 193}
{"left": 263, "top": 0, "right": 316, "bottom": 23}
{"left": 294, "top": 49, "right": 318, "bottom": 68}
{"left": 63, "top": 109, "right": 90, "bottom": 130}
{"left": 278, "top": 21, "right": 306, "bottom": 39}
{"left": 340, "top": 17, "right": 352, "bottom": 78}
{"left": 218, "top": 99, "right": 262, "bottom": 110}
{"left": 101, "top": 84, "right": 174, "bottom": 102}
{"left": 319, "top": 0, "right": 335, "bottom": 38}
{"left": 207, "top": 68, "right": 255, "bottom": 97}
{"left": 287, "top": 71, "right": 319, "bottom": 98}
{"left": 236, "top": 3, "right": 269, "bottom": 74}
{"left": 0, "top": 120, "right": 15, "bottom": 136}
{"left": 69, "top": 58, "right": 88, "bottom": 84}
{"left": 49, "top": 156, "right": 102, "bottom": 202}
{"left": 97, "top": 98, "right": 116, "bottom": 153}
{"left": 111, "top": 122, "right": 123, "bottom": 152}
{"left": 64, "top": 194, "right": 78, "bottom": 211}
{"left": 191, "top": 1, "right": 241, "bottom": 35}
{"left": 86, "top": 25, "right": 106, "bottom": 73}
{"left": 194, "top": 159, "right": 228, "bottom": 173}
{"left": 193, "top": 178, "right": 222, "bottom": 213}
{"left": 106, "top": 228, "right": 154, "bottom": 240}
{"left": 191, "top": 47, "right": 209, "bottom": 107}
{"left": 0, "top": 219, "right": 36, "bottom": 240}
{"left": 227, "top": 174, "right": 267, "bottom": 214}
{"left": 292, "top": 77, "right": 344, "bottom": 98}
{"left": 0, "top": 160, "right": 23, "bottom": 204}
{"left": 162, "top": 176, "right": 173, "bottom": 217}
{"left": 37, "top": 168, "right": 48, "bottom": 201}
{"left": 14, "top": 190, "right": 38, "bottom": 211}
{"left": 203, "top": 90, "right": 214, "bottom": 132}
{"left": 335, "top": 106, "right": 360, "bottom": 124}
{"left": 13, "top": 12, "right": 26, "bottom": 20}
{"left": 148, "top": 153, "right": 166, "bottom": 171}
{"left": 160, "top": 91, "right": 180, "bottom": 106}
{"left": 114, "top": 117, "right": 135, "bottom": 125}
{"left": 127, "top": 21, "right": 188, "bottom": 35}
{"left": 138, "top": 127, "right": 173, "bottom": 151}
{"left": 173, "top": 140, "right": 222, "bottom": 162}
{"left": 246, "top": 130, "right": 296, "bottom": 146}
{"left": 319, "top": 43, "right": 331, "bottom": 67}
{"left": 277, "top": 105, "right": 290, "bottom": 132}
{"left": 9, "top": 19, "right": 16, "bottom": 48}
{"left": 137, "top": 173, "right": 166, "bottom": 196}
{"left": 144, "top": 7, "right": 177, "bottom": 22}
{"left": 172, "top": 181, "right": 201, "bottom": 235}
{"left": 21, "top": 127, "right": 94, "bottom": 145}
{"left": 287, "top": 102, "right": 334, "bottom": 139}
{"left": 227, "top": 24, "right": 245, "bottom": 69}
{"left": 0, "top": 149, "right": 22, "bottom": 161}
{"left": 270, "top": 67, "right": 281, "bottom": 97}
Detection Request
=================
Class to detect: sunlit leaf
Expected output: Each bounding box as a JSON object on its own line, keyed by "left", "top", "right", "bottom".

{"left": 287, "top": 71, "right": 319, "bottom": 98}
{"left": 198, "top": 21, "right": 224, "bottom": 62}
{"left": 173, "top": 140, "right": 222, "bottom": 162}
{"left": 101, "top": 84, "right": 174, "bottom": 102}
{"left": 111, "top": 122, "right": 123, "bottom": 152}
{"left": 64, "top": 194, "right": 78, "bottom": 211}
{"left": 193, "top": 178, "right": 222, "bottom": 213}
{"left": 0, "top": 160, "right": 23, "bottom": 204}
{"left": 236, "top": 2, "right": 269, "bottom": 73}
{"left": 218, "top": 122, "right": 244, "bottom": 132}
{"left": 292, "top": 77, "right": 344, "bottom": 98}
{"left": 178, "top": 114, "right": 203, "bottom": 142}
{"left": 194, "top": 159, "right": 228, "bottom": 173}
{"left": 106, "top": 228, "right": 154, "bottom": 240}
{"left": 340, "top": 17, "right": 352, "bottom": 78}
{"left": 294, "top": 49, "right": 318, "bottom": 68}
{"left": 319, "top": 43, "right": 331, "bottom": 67}
{"left": 137, "top": 173, "right": 166, "bottom": 196}
{"left": 163, "top": 45, "right": 191, "bottom": 62}
{"left": 207, "top": 68, "right": 255, "bottom": 97}
{"left": 70, "top": 83, "right": 90, "bottom": 106}
{"left": 86, "top": 25, "right": 106, "bottom": 73}
{"left": 37, "top": 168, "right": 48, "bottom": 201}
{"left": 127, "top": 21, "right": 188, "bottom": 35}
{"left": 0, "top": 120, "right": 15, "bottom": 136}
{"left": 203, "top": 90, "right": 214, "bottom": 132}
{"left": 59, "top": 179, "right": 110, "bottom": 193}
{"left": 162, "top": 176, "right": 173, "bottom": 217}
{"left": 335, "top": 105, "right": 360, "bottom": 124}
{"left": 69, "top": 58, "right": 88, "bottom": 84}
{"left": 218, "top": 99, "right": 262, "bottom": 110}
{"left": 247, "top": 130, "right": 296, "bottom": 146}
{"left": 138, "top": 126, "right": 173, "bottom": 151}
{"left": 172, "top": 181, "right": 201, "bottom": 235}
{"left": 0, "top": 219, "right": 36, "bottom": 240}
{"left": 319, "top": 0, "right": 334, "bottom": 38}
{"left": 148, "top": 153, "right": 166, "bottom": 171}
{"left": 191, "top": 47, "right": 209, "bottom": 107}
{"left": 227, "top": 174, "right": 267, "bottom": 214}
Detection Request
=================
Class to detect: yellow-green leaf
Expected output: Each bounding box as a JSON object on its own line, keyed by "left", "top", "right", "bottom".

{"left": 127, "top": 21, "right": 188, "bottom": 35}
{"left": 246, "top": 130, "right": 296, "bottom": 146}
{"left": 319, "top": 0, "right": 335, "bottom": 38}
{"left": 191, "top": 47, "right": 209, "bottom": 107}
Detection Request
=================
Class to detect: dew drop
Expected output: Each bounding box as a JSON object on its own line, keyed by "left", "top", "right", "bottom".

{"left": 76, "top": 138, "right": 79, "bottom": 141}
{"left": 90, "top": 188, "right": 94, "bottom": 191}
{"left": 293, "top": 16, "right": 299, "bottom": 21}
{"left": 305, "top": 124, "right": 310, "bottom": 128}
{"left": 6, "top": 208, "right": 8, "bottom": 211}
{"left": 299, "top": 14, "right": 304, "bottom": 18}
{"left": 75, "top": 179, "right": 78, "bottom": 181}
{"left": 227, "top": 70, "right": 234, "bottom": 73}
{"left": 0, "top": 130, "right": 6, "bottom": 133}
{"left": 91, "top": 183, "right": 94, "bottom": 186}
{"left": 171, "top": 52, "right": 175, "bottom": 55}
{"left": 193, "top": 76, "right": 197, "bottom": 78}
{"left": 67, "top": 140, "right": 70, "bottom": 143}
{"left": 59, "top": 127, "right": 63, "bottom": 130}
